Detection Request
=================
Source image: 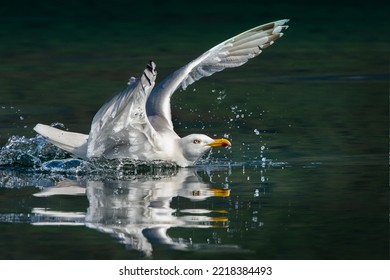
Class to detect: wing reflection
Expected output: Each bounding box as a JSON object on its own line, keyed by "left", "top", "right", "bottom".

{"left": 30, "top": 167, "right": 238, "bottom": 256}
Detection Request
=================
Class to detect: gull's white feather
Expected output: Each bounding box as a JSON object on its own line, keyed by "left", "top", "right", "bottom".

{"left": 87, "top": 61, "right": 161, "bottom": 159}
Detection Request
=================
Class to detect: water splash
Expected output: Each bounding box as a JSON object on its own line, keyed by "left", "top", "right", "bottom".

{"left": 0, "top": 135, "right": 69, "bottom": 167}
{"left": 0, "top": 135, "right": 181, "bottom": 182}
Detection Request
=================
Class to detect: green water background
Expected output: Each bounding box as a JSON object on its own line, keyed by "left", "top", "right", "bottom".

{"left": 0, "top": 0, "right": 388, "bottom": 259}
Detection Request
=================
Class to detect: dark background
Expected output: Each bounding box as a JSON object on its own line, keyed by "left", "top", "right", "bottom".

{"left": 0, "top": 0, "right": 388, "bottom": 259}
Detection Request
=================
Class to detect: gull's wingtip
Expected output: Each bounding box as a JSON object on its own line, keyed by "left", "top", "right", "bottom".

{"left": 148, "top": 60, "right": 156, "bottom": 69}
{"left": 274, "top": 19, "right": 290, "bottom": 26}
{"left": 146, "top": 60, "right": 157, "bottom": 76}
{"left": 270, "top": 19, "right": 289, "bottom": 36}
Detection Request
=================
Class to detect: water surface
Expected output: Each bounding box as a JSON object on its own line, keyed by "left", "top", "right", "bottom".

{"left": 0, "top": 1, "right": 388, "bottom": 259}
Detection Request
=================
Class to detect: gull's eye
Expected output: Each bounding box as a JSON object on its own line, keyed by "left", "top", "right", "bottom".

{"left": 193, "top": 139, "right": 201, "bottom": 144}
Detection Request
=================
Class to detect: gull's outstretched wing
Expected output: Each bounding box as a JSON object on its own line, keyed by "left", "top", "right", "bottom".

{"left": 146, "top": 19, "right": 289, "bottom": 129}
{"left": 87, "top": 61, "right": 161, "bottom": 159}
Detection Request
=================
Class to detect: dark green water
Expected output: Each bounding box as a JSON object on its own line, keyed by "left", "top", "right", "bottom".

{"left": 0, "top": 1, "right": 388, "bottom": 259}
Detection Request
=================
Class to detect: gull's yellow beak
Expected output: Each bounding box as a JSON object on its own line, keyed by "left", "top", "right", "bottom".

{"left": 208, "top": 138, "right": 231, "bottom": 148}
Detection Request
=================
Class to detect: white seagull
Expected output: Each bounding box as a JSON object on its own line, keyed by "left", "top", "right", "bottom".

{"left": 34, "top": 19, "right": 289, "bottom": 167}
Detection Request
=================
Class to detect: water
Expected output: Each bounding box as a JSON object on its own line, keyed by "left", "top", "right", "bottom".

{"left": 0, "top": 1, "right": 388, "bottom": 259}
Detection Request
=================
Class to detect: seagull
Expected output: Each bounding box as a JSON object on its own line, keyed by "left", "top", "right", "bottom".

{"left": 34, "top": 19, "right": 289, "bottom": 167}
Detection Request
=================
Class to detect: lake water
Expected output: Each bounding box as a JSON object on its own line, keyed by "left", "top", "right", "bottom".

{"left": 0, "top": 1, "right": 388, "bottom": 260}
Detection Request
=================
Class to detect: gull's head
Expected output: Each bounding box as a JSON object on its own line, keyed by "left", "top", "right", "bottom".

{"left": 179, "top": 134, "right": 231, "bottom": 165}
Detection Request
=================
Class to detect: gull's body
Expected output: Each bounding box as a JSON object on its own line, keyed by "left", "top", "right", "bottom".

{"left": 34, "top": 19, "right": 289, "bottom": 167}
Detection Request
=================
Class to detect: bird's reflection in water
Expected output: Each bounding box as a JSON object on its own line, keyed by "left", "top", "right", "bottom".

{"left": 32, "top": 167, "right": 241, "bottom": 256}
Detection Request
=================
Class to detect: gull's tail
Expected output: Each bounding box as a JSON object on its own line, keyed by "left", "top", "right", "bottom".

{"left": 33, "top": 123, "right": 88, "bottom": 159}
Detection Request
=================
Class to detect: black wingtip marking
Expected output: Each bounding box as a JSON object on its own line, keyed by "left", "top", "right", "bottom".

{"left": 143, "top": 72, "right": 151, "bottom": 85}
{"left": 146, "top": 61, "right": 156, "bottom": 72}
{"left": 143, "top": 61, "right": 157, "bottom": 86}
